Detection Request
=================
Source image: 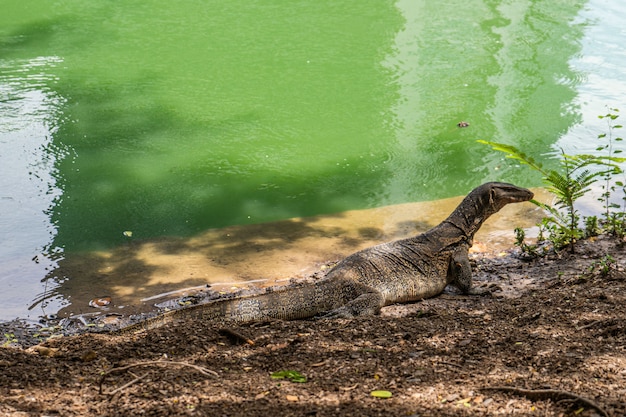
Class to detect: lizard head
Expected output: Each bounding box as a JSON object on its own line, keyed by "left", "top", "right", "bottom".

{"left": 482, "top": 182, "right": 534, "bottom": 214}
{"left": 471, "top": 182, "right": 534, "bottom": 229}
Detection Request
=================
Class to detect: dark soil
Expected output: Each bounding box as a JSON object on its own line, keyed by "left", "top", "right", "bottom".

{"left": 1, "top": 236, "right": 626, "bottom": 417}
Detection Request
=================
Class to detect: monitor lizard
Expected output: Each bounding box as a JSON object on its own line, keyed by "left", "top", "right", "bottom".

{"left": 113, "top": 182, "right": 533, "bottom": 334}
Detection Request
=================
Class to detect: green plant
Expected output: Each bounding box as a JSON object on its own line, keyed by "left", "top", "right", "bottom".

{"left": 588, "top": 254, "right": 618, "bottom": 278}
{"left": 584, "top": 215, "right": 599, "bottom": 238}
{"left": 538, "top": 217, "right": 574, "bottom": 251}
{"left": 603, "top": 212, "right": 626, "bottom": 239}
{"left": 514, "top": 227, "right": 538, "bottom": 257}
{"left": 597, "top": 108, "right": 625, "bottom": 230}
{"left": 478, "top": 140, "right": 625, "bottom": 252}
{"left": 3, "top": 333, "right": 18, "bottom": 347}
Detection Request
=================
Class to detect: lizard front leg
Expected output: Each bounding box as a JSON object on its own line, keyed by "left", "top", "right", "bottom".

{"left": 449, "top": 246, "right": 489, "bottom": 295}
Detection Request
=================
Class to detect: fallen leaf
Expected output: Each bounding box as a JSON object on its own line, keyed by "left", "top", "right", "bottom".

{"left": 286, "top": 395, "right": 299, "bottom": 402}
{"left": 444, "top": 393, "right": 460, "bottom": 403}
{"left": 27, "top": 346, "right": 59, "bottom": 357}
{"left": 254, "top": 391, "right": 269, "bottom": 400}
{"left": 457, "top": 397, "right": 472, "bottom": 408}
{"left": 81, "top": 350, "right": 98, "bottom": 362}
{"left": 270, "top": 370, "right": 307, "bottom": 383}
{"left": 370, "top": 390, "right": 392, "bottom": 398}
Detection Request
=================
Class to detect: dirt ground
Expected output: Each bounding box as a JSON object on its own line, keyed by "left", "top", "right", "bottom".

{"left": 1, "top": 235, "right": 626, "bottom": 417}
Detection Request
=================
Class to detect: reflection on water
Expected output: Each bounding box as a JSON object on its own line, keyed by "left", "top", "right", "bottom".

{"left": 44, "top": 0, "right": 404, "bottom": 254}
{"left": 0, "top": 56, "right": 67, "bottom": 319}
{"left": 558, "top": 0, "right": 626, "bottom": 154}
{"left": 488, "top": 0, "right": 584, "bottom": 159}
{"left": 379, "top": 0, "right": 586, "bottom": 203}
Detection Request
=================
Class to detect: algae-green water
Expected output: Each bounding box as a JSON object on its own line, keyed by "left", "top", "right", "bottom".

{"left": 1, "top": 0, "right": 625, "bottom": 320}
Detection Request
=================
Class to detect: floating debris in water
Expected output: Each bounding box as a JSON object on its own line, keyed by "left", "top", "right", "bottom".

{"left": 89, "top": 297, "right": 112, "bottom": 308}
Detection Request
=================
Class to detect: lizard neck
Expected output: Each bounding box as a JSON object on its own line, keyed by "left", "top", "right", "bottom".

{"left": 438, "top": 186, "right": 498, "bottom": 241}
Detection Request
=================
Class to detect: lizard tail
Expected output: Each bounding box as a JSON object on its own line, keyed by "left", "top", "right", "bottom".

{"left": 113, "top": 282, "right": 337, "bottom": 335}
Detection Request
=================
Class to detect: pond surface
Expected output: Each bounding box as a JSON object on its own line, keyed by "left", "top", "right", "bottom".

{"left": 1, "top": 0, "right": 625, "bottom": 321}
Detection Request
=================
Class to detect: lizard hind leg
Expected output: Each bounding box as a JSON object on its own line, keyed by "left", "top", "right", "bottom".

{"left": 319, "top": 292, "right": 385, "bottom": 319}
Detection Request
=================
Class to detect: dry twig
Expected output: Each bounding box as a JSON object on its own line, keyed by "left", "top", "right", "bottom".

{"left": 99, "top": 360, "right": 218, "bottom": 395}
{"left": 104, "top": 371, "right": 150, "bottom": 396}
{"left": 482, "top": 386, "right": 609, "bottom": 417}
{"left": 576, "top": 319, "right": 604, "bottom": 331}
{"left": 437, "top": 360, "right": 464, "bottom": 369}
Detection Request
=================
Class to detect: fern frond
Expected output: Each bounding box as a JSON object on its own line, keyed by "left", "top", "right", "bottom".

{"left": 477, "top": 140, "right": 546, "bottom": 175}
{"left": 531, "top": 200, "right": 569, "bottom": 228}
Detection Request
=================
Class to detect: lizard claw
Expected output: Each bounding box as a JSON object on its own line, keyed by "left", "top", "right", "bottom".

{"left": 467, "top": 284, "right": 495, "bottom": 296}
{"left": 316, "top": 307, "right": 355, "bottom": 320}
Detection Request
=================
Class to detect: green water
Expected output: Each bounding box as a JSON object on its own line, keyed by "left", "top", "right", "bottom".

{"left": 4, "top": 0, "right": 622, "bottom": 319}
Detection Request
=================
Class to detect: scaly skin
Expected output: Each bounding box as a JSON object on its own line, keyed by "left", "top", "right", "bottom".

{"left": 114, "top": 182, "right": 533, "bottom": 334}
